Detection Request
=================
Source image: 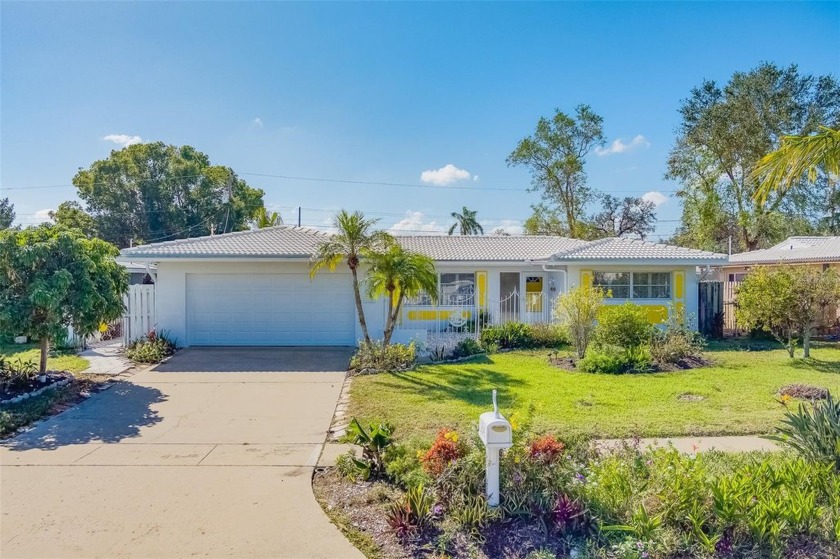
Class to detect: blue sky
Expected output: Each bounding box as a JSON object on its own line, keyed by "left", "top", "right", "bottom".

{"left": 2, "top": 2, "right": 838, "bottom": 237}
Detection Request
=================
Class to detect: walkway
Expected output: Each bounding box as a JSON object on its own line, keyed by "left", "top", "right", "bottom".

{"left": 596, "top": 435, "right": 780, "bottom": 453}
{"left": 1, "top": 347, "right": 363, "bottom": 559}
{"left": 78, "top": 339, "right": 133, "bottom": 376}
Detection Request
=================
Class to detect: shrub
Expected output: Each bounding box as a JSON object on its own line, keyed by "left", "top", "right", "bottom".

{"left": 595, "top": 302, "right": 653, "bottom": 355}
{"left": 346, "top": 417, "right": 394, "bottom": 479}
{"left": 554, "top": 285, "right": 606, "bottom": 358}
{"left": 125, "top": 330, "right": 176, "bottom": 363}
{"left": 0, "top": 356, "right": 38, "bottom": 390}
{"left": 384, "top": 444, "right": 430, "bottom": 488}
{"left": 350, "top": 341, "right": 415, "bottom": 372}
{"left": 449, "top": 337, "right": 484, "bottom": 360}
{"left": 529, "top": 322, "right": 569, "bottom": 348}
{"left": 386, "top": 483, "right": 433, "bottom": 538}
{"left": 649, "top": 308, "right": 705, "bottom": 365}
{"left": 529, "top": 434, "right": 565, "bottom": 463}
{"left": 578, "top": 346, "right": 652, "bottom": 374}
{"left": 479, "top": 322, "right": 534, "bottom": 350}
{"left": 769, "top": 391, "right": 840, "bottom": 471}
{"left": 421, "top": 429, "right": 466, "bottom": 476}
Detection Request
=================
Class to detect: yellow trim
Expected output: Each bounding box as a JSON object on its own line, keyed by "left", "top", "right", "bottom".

{"left": 581, "top": 270, "right": 593, "bottom": 287}
{"left": 674, "top": 271, "right": 685, "bottom": 299}
{"left": 406, "top": 310, "right": 473, "bottom": 321}
{"left": 476, "top": 271, "right": 487, "bottom": 309}
{"left": 642, "top": 305, "right": 669, "bottom": 324}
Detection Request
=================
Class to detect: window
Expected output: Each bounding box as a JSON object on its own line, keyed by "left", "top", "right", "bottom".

{"left": 439, "top": 273, "right": 475, "bottom": 305}
{"left": 632, "top": 272, "right": 671, "bottom": 299}
{"left": 592, "top": 271, "right": 671, "bottom": 299}
{"left": 593, "top": 272, "right": 631, "bottom": 299}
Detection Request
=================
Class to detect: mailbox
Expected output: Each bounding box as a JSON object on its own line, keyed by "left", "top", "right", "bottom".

{"left": 478, "top": 389, "right": 512, "bottom": 507}
{"left": 479, "top": 411, "right": 512, "bottom": 447}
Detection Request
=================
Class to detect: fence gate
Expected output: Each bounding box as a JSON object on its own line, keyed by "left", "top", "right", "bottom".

{"left": 123, "top": 284, "right": 156, "bottom": 345}
{"left": 698, "top": 281, "right": 723, "bottom": 338}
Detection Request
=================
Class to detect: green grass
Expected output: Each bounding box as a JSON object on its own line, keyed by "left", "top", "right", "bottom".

{"left": 0, "top": 343, "right": 89, "bottom": 374}
{"left": 348, "top": 342, "right": 840, "bottom": 442}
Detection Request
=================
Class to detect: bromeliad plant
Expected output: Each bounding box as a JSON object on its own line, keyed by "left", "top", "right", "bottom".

{"left": 346, "top": 417, "right": 394, "bottom": 479}
{"left": 768, "top": 391, "right": 840, "bottom": 471}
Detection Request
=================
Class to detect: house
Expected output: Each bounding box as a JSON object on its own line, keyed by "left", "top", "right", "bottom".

{"left": 723, "top": 236, "right": 840, "bottom": 280}
{"left": 117, "top": 226, "right": 727, "bottom": 347}
{"left": 118, "top": 261, "right": 157, "bottom": 285}
{"left": 720, "top": 236, "right": 840, "bottom": 334}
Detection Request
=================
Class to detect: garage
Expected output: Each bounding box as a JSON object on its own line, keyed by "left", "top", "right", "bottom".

{"left": 185, "top": 273, "right": 356, "bottom": 346}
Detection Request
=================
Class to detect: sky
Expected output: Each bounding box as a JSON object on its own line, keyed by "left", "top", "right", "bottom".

{"left": 2, "top": 2, "right": 839, "bottom": 238}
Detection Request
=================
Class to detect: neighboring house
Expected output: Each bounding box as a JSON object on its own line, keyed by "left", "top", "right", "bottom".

{"left": 724, "top": 236, "right": 840, "bottom": 280}
{"left": 721, "top": 236, "right": 840, "bottom": 334}
{"left": 117, "top": 226, "right": 727, "bottom": 347}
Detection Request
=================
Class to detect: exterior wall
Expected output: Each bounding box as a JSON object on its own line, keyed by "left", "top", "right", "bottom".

{"left": 566, "top": 264, "right": 700, "bottom": 328}
{"left": 154, "top": 260, "right": 369, "bottom": 347}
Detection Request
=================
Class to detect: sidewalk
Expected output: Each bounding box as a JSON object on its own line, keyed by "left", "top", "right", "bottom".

{"left": 78, "top": 340, "right": 133, "bottom": 376}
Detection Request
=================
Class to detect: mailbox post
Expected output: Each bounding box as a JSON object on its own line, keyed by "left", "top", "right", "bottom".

{"left": 478, "top": 389, "right": 512, "bottom": 507}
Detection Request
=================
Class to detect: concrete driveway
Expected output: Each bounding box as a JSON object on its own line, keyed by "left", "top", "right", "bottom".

{"left": 0, "top": 347, "right": 363, "bottom": 559}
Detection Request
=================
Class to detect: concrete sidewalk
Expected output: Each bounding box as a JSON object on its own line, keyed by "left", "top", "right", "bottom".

{"left": 1, "top": 347, "right": 363, "bottom": 559}
{"left": 78, "top": 340, "right": 132, "bottom": 376}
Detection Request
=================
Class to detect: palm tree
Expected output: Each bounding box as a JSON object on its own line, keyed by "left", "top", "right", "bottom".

{"left": 448, "top": 207, "right": 484, "bottom": 235}
{"left": 753, "top": 126, "right": 840, "bottom": 203}
{"left": 252, "top": 207, "right": 282, "bottom": 228}
{"left": 365, "top": 245, "right": 438, "bottom": 345}
{"left": 310, "top": 210, "right": 393, "bottom": 344}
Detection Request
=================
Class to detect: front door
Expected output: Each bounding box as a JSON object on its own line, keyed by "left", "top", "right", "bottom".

{"left": 524, "top": 274, "right": 545, "bottom": 322}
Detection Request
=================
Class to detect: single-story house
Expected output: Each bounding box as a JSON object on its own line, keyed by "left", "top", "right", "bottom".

{"left": 118, "top": 261, "right": 157, "bottom": 285}
{"left": 117, "top": 226, "right": 727, "bottom": 347}
{"left": 723, "top": 236, "right": 840, "bottom": 281}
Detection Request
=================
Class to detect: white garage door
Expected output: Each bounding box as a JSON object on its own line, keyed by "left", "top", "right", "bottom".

{"left": 186, "top": 273, "right": 356, "bottom": 346}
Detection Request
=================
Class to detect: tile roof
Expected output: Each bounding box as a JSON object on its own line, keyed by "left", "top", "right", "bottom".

{"left": 728, "top": 236, "right": 840, "bottom": 265}
{"left": 119, "top": 226, "right": 728, "bottom": 264}
{"left": 119, "top": 226, "right": 332, "bottom": 258}
{"left": 395, "top": 235, "right": 589, "bottom": 261}
{"left": 547, "top": 237, "right": 728, "bottom": 263}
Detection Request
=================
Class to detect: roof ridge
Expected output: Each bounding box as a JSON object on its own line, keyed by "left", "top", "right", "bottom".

{"left": 121, "top": 224, "right": 331, "bottom": 253}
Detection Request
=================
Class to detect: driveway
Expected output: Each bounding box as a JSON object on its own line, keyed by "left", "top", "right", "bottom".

{"left": 0, "top": 347, "right": 363, "bottom": 559}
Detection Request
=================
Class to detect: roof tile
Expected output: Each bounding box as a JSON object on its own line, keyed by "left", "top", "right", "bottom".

{"left": 729, "top": 236, "right": 840, "bottom": 265}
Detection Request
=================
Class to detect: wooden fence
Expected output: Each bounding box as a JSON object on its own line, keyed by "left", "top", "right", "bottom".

{"left": 698, "top": 281, "right": 724, "bottom": 338}
{"left": 123, "top": 284, "right": 156, "bottom": 345}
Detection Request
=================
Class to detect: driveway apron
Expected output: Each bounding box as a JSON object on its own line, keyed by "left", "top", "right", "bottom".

{"left": 0, "top": 347, "right": 363, "bottom": 559}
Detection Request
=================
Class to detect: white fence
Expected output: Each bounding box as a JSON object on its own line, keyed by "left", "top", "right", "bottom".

{"left": 123, "top": 284, "right": 156, "bottom": 345}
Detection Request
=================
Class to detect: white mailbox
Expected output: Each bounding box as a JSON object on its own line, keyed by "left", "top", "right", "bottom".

{"left": 478, "top": 390, "right": 512, "bottom": 507}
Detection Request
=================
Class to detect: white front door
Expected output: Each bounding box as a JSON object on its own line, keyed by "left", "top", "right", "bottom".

{"left": 185, "top": 273, "right": 356, "bottom": 346}
{"left": 523, "top": 273, "right": 546, "bottom": 322}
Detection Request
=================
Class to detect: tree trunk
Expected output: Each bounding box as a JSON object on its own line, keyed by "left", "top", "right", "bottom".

{"left": 802, "top": 323, "right": 812, "bottom": 358}
{"left": 383, "top": 288, "right": 395, "bottom": 346}
{"left": 39, "top": 336, "right": 49, "bottom": 375}
{"left": 350, "top": 266, "right": 371, "bottom": 344}
{"left": 786, "top": 332, "right": 795, "bottom": 358}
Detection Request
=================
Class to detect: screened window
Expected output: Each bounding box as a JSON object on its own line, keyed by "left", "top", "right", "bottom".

{"left": 592, "top": 272, "right": 671, "bottom": 299}
{"left": 592, "top": 272, "right": 631, "bottom": 299}
{"left": 440, "top": 273, "right": 475, "bottom": 305}
{"left": 632, "top": 272, "right": 671, "bottom": 299}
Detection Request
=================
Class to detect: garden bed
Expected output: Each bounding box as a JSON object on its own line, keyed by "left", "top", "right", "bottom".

{"left": 1, "top": 371, "right": 72, "bottom": 405}
{"left": 549, "top": 353, "right": 711, "bottom": 373}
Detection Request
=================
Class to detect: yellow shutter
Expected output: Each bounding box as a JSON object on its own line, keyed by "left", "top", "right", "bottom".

{"left": 476, "top": 271, "right": 487, "bottom": 309}
{"left": 581, "top": 270, "right": 593, "bottom": 287}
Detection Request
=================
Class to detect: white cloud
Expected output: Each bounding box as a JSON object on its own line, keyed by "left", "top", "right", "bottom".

{"left": 389, "top": 211, "right": 445, "bottom": 234}
{"left": 34, "top": 209, "right": 54, "bottom": 223}
{"left": 420, "top": 164, "right": 473, "bottom": 186}
{"left": 252, "top": 117, "right": 264, "bottom": 128}
{"left": 103, "top": 134, "right": 143, "bottom": 147}
{"left": 595, "top": 135, "right": 650, "bottom": 156}
{"left": 642, "top": 191, "right": 669, "bottom": 207}
{"left": 482, "top": 219, "right": 524, "bottom": 235}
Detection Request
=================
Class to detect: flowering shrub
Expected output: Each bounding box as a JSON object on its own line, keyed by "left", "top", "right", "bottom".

{"left": 528, "top": 434, "right": 565, "bottom": 463}
{"left": 421, "top": 429, "right": 465, "bottom": 476}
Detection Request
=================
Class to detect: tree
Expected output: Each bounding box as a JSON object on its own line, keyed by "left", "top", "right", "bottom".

{"left": 0, "top": 198, "right": 15, "bottom": 229}
{"left": 252, "top": 207, "right": 282, "bottom": 228}
{"left": 553, "top": 284, "right": 606, "bottom": 358}
{"left": 753, "top": 126, "right": 840, "bottom": 232}
{"left": 448, "top": 207, "right": 484, "bottom": 236}
{"left": 49, "top": 201, "right": 98, "bottom": 237}
{"left": 0, "top": 225, "right": 128, "bottom": 373}
{"left": 588, "top": 195, "right": 656, "bottom": 239}
{"left": 73, "top": 142, "right": 264, "bottom": 248}
{"left": 365, "top": 245, "right": 438, "bottom": 345}
{"left": 667, "top": 63, "right": 840, "bottom": 252}
{"left": 508, "top": 105, "right": 605, "bottom": 238}
{"left": 310, "top": 210, "right": 393, "bottom": 344}
{"left": 492, "top": 227, "right": 511, "bottom": 236}
{"left": 523, "top": 203, "right": 566, "bottom": 236}
{"left": 735, "top": 266, "right": 840, "bottom": 358}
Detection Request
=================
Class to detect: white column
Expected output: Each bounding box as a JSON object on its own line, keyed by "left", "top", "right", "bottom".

{"left": 485, "top": 446, "right": 501, "bottom": 507}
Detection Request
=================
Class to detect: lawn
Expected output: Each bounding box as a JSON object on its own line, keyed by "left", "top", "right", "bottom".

{"left": 0, "top": 343, "right": 89, "bottom": 374}
{"left": 348, "top": 341, "right": 840, "bottom": 442}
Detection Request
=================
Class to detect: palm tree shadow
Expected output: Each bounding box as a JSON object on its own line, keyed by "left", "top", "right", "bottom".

{"left": 382, "top": 363, "right": 527, "bottom": 407}
{"left": 3, "top": 382, "right": 166, "bottom": 451}
{"left": 789, "top": 358, "right": 840, "bottom": 374}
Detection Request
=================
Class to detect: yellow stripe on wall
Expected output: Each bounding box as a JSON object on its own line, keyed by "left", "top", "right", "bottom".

{"left": 581, "top": 270, "right": 593, "bottom": 287}
{"left": 406, "top": 310, "right": 473, "bottom": 321}
{"left": 674, "top": 271, "right": 685, "bottom": 299}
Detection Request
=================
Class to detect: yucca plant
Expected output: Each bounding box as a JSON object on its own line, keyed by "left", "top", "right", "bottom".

{"left": 768, "top": 391, "right": 840, "bottom": 471}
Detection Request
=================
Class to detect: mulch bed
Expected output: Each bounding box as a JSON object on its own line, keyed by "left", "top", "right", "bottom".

{"left": 313, "top": 468, "right": 572, "bottom": 559}
{"left": 548, "top": 353, "right": 711, "bottom": 373}
{"left": 0, "top": 372, "right": 71, "bottom": 403}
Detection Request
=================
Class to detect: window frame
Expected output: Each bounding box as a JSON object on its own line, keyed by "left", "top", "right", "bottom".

{"left": 592, "top": 271, "right": 672, "bottom": 300}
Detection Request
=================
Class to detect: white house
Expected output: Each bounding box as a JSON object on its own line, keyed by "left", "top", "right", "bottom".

{"left": 117, "top": 226, "right": 727, "bottom": 347}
